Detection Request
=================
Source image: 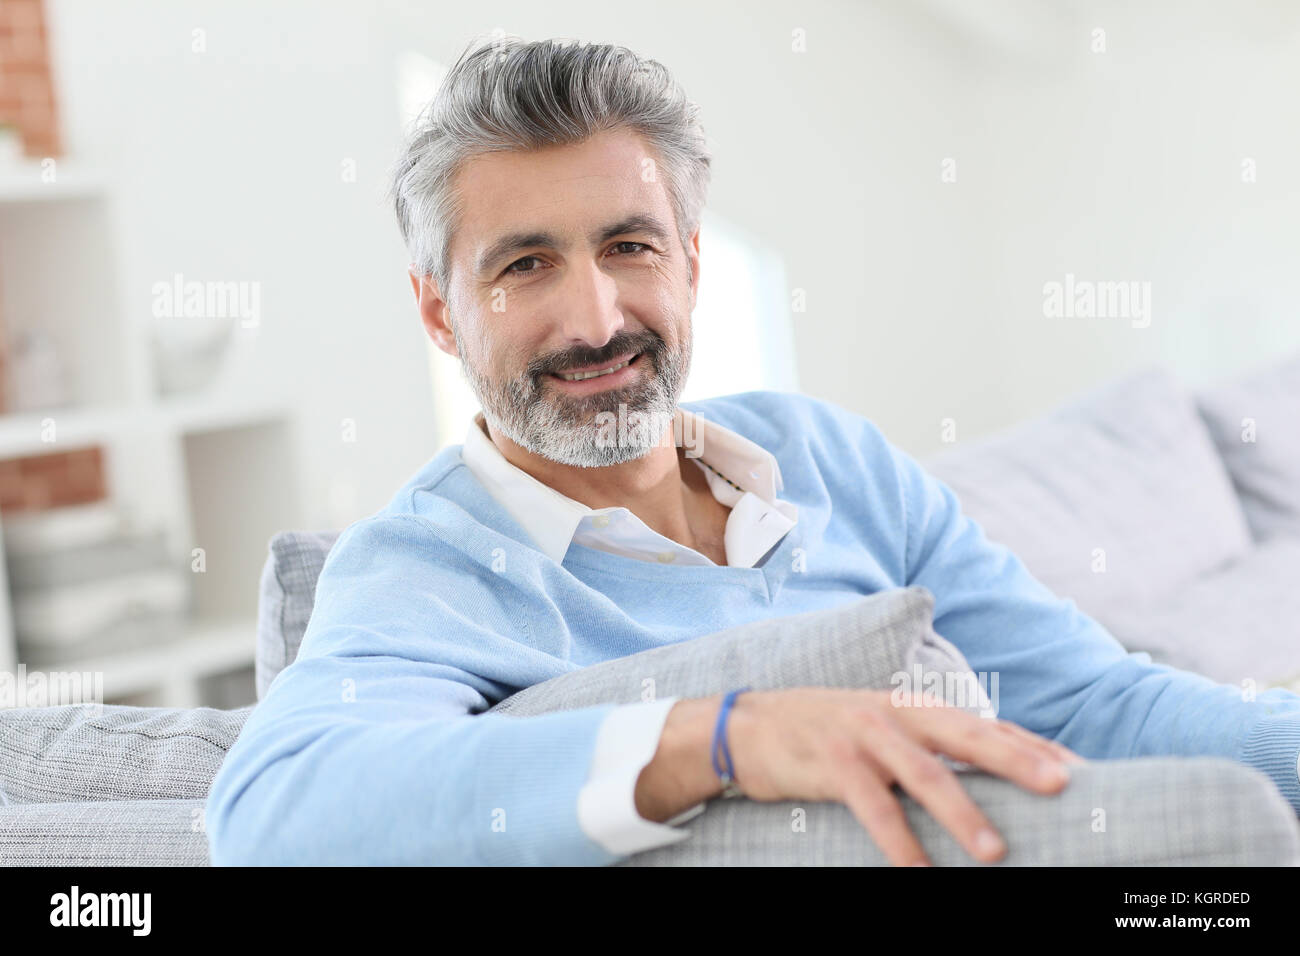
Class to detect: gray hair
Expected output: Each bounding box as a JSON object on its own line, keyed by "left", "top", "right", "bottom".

{"left": 388, "top": 35, "right": 712, "bottom": 296}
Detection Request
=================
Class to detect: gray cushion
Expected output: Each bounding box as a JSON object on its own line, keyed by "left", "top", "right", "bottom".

{"left": 257, "top": 530, "right": 340, "bottom": 699}
{"left": 0, "top": 704, "right": 250, "bottom": 805}
{"left": 488, "top": 586, "right": 991, "bottom": 719}
{"left": 1197, "top": 351, "right": 1300, "bottom": 543}
{"left": 924, "top": 367, "right": 1253, "bottom": 623}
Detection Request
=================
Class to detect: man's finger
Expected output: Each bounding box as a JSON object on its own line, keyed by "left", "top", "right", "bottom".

{"left": 860, "top": 715, "right": 1008, "bottom": 864}
{"left": 993, "top": 718, "right": 1086, "bottom": 765}
{"left": 839, "top": 761, "right": 931, "bottom": 866}
{"left": 900, "top": 706, "right": 1072, "bottom": 795}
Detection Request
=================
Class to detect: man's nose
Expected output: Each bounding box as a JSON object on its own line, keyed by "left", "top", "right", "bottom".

{"left": 556, "top": 256, "right": 625, "bottom": 348}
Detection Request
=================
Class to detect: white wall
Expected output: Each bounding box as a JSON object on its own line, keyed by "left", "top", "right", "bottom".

{"left": 42, "top": 0, "right": 1300, "bottom": 529}
{"left": 939, "top": 0, "right": 1300, "bottom": 452}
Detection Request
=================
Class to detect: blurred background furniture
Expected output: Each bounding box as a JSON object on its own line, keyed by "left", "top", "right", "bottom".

{"left": 927, "top": 357, "right": 1300, "bottom": 694}
{"left": 0, "top": 0, "right": 298, "bottom": 707}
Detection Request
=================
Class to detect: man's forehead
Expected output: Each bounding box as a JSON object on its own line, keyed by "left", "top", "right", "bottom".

{"left": 451, "top": 131, "right": 674, "bottom": 271}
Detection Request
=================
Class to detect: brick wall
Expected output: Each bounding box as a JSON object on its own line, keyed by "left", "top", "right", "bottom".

{"left": 0, "top": 1, "right": 78, "bottom": 510}
{"left": 0, "top": 0, "right": 62, "bottom": 158}
{"left": 0, "top": 446, "right": 106, "bottom": 512}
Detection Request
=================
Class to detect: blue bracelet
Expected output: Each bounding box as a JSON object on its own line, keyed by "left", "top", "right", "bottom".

{"left": 711, "top": 688, "right": 749, "bottom": 797}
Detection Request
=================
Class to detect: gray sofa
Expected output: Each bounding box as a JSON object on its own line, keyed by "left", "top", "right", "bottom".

{"left": 2, "top": 355, "right": 1298, "bottom": 865}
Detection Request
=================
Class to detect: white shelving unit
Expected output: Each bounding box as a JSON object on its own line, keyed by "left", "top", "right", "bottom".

{"left": 0, "top": 159, "right": 300, "bottom": 707}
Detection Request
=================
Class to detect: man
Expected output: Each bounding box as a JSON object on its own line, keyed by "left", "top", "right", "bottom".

{"left": 206, "top": 36, "right": 1300, "bottom": 866}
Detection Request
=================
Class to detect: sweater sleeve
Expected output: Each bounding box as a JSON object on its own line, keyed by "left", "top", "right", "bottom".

{"left": 868, "top": 420, "right": 1300, "bottom": 812}
{"left": 205, "top": 514, "right": 630, "bottom": 866}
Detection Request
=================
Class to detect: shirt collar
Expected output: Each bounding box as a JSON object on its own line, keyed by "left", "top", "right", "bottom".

{"left": 460, "top": 406, "right": 788, "bottom": 565}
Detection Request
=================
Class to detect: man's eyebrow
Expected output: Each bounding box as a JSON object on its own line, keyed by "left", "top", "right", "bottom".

{"left": 474, "top": 214, "right": 675, "bottom": 276}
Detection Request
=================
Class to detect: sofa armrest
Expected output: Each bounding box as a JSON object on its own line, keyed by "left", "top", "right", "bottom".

{"left": 0, "top": 798, "right": 209, "bottom": 866}
{"left": 616, "top": 757, "right": 1300, "bottom": 866}
{"left": 0, "top": 705, "right": 251, "bottom": 805}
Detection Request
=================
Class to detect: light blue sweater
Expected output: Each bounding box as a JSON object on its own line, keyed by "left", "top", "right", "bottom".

{"left": 205, "top": 390, "right": 1300, "bottom": 865}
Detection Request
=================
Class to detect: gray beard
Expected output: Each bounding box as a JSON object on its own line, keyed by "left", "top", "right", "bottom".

{"left": 454, "top": 327, "right": 692, "bottom": 468}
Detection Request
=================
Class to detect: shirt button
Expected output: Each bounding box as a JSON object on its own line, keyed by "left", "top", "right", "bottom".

{"left": 591, "top": 514, "right": 611, "bottom": 529}
{"left": 656, "top": 551, "right": 676, "bottom": 564}
{"left": 749, "top": 469, "right": 760, "bottom": 480}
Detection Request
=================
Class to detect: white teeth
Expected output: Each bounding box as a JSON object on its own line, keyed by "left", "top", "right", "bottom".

{"left": 558, "top": 359, "right": 630, "bottom": 381}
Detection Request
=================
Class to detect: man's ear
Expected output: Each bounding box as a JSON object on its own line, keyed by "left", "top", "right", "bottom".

{"left": 409, "top": 268, "right": 459, "bottom": 358}
{"left": 687, "top": 228, "right": 702, "bottom": 309}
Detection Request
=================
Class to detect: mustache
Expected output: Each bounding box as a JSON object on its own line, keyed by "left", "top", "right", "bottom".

{"left": 527, "top": 331, "right": 666, "bottom": 381}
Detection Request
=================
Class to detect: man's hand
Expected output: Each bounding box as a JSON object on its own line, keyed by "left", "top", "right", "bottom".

{"left": 635, "top": 687, "right": 1083, "bottom": 866}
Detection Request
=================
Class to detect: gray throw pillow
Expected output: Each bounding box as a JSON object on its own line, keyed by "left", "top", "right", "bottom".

{"left": 488, "top": 586, "right": 990, "bottom": 719}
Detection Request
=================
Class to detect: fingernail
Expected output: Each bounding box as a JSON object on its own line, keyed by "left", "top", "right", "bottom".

{"left": 974, "top": 829, "right": 1004, "bottom": 858}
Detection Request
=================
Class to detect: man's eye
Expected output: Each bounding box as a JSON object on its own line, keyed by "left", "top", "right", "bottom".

{"left": 504, "top": 255, "right": 543, "bottom": 275}
{"left": 503, "top": 243, "right": 649, "bottom": 277}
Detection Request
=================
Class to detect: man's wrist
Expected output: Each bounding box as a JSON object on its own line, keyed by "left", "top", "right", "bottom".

{"left": 634, "top": 695, "right": 726, "bottom": 822}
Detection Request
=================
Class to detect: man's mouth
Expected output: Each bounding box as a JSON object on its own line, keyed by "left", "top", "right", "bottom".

{"left": 550, "top": 352, "right": 642, "bottom": 382}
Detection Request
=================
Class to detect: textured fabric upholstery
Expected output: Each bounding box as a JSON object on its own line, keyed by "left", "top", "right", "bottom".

{"left": 488, "top": 586, "right": 991, "bottom": 719}
{"left": 0, "top": 798, "right": 209, "bottom": 866}
{"left": 256, "top": 529, "right": 340, "bottom": 699}
{"left": 1197, "top": 351, "right": 1300, "bottom": 543}
{"left": 924, "top": 367, "right": 1253, "bottom": 625}
{"left": 615, "top": 757, "right": 1300, "bottom": 866}
{"left": 1099, "top": 537, "right": 1300, "bottom": 690}
{"left": 0, "top": 704, "right": 251, "bottom": 805}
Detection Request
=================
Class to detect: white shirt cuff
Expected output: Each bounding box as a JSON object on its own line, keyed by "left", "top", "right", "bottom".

{"left": 577, "top": 697, "right": 707, "bottom": 856}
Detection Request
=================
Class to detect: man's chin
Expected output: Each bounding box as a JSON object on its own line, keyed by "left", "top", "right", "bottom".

{"left": 538, "top": 381, "right": 647, "bottom": 420}
{"left": 545, "top": 439, "right": 660, "bottom": 469}
{"left": 512, "top": 394, "right": 673, "bottom": 466}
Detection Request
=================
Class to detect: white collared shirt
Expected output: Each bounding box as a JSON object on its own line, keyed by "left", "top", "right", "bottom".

{"left": 460, "top": 406, "right": 798, "bottom": 855}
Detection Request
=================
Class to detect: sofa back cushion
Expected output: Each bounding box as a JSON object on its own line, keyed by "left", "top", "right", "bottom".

{"left": 256, "top": 530, "right": 340, "bottom": 699}
{"left": 1196, "top": 351, "right": 1300, "bottom": 543}
{"left": 923, "top": 367, "right": 1253, "bottom": 623}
